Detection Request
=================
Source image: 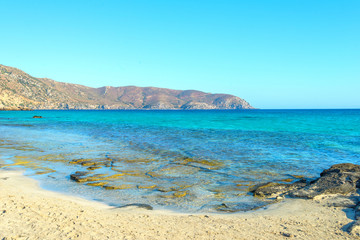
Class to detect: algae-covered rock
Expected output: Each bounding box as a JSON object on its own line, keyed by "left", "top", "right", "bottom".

{"left": 70, "top": 172, "right": 109, "bottom": 183}
{"left": 251, "top": 180, "right": 307, "bottom": 198}
{"left": 103, "top": 173, "right": 125, "bottom": 180}
{"left": 70, "top": 171, "right": 89, "bottom": 182}
{"left": 87, "top": 166, "right": 102, "bottom": 170}
{"left": 87, "top": 182, "right": 109, "bottom": 187}
{"left": 69, "top": 158, "right": 111, "bottom": 168}
{"left": 103, "top": 184, "right": 133, "bottom": 190}
{"left": 69, "top": 159, "right": 93, "bottom": 165}
{"left": 137, "top": 185, "right": 157, "bottom": 189}
{"left": 35, "top": 169, "right": 56, "bottom": 175}
{"left": 173, "top": 191, "right": 187, "bottom": 198}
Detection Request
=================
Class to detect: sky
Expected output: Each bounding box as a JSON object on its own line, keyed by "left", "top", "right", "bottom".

{"left": 0, "top": 0, "right": 359, "bottom": 109}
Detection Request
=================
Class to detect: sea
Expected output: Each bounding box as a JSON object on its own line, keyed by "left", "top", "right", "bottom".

{"left": 0, "top": 109, "right": 359, "bottom": 213}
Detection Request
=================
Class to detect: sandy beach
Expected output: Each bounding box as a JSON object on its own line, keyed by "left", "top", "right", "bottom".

{"left": 0, "top": 170, "right": 358, "bottom": 240}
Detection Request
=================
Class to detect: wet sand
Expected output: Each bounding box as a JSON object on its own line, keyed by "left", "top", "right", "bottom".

{"left": 0, "top": 170, "right": 356, "bottom": 240}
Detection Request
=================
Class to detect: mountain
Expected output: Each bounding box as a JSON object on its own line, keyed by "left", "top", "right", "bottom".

{"left": 0, "top": 64, "right": 253, "bottom": 110}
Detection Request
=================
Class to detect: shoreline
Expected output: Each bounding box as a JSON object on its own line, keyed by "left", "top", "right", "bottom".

{"left": 0, "top": 169, "right": 356, "bottom": 239}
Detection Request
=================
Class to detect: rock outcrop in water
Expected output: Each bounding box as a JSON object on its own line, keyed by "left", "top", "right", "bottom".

{"left": 291, "top": 163, "right": 360, "bottom": 198}
{"left": 250, "top": 163, "right": 360, "bottom": 236}
{"left": 251, "top": 163, "right": 360, "bottom": 199}
{"left": 251, "top": 180, "right": 307, "bottom": 198}
{"left": 0, "top": 64, "right": 254, "bottom": 110}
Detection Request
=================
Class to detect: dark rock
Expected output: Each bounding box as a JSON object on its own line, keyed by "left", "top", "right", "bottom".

{"left": 251, "top": 180, "right": 307, "bottom": 198}
{"left": 280, "top": 232, "right": 293, "bottom": 238}
{"left": 320, "top": 163, "right": 360, "bottom": 177}
{"left": 291, "top": 171, "right": 358, "bottom": 199}
{"left": 32, "top": 116, "right": 43, "bottom": 118}
{"left": 70, "top": 171, "right": 89, "bottom": 182}
{"left": 214, "top": 201, "right": 273, "bottom": 212}
{"left": 116, "top": 203, "right": 153, "bottom": 210}
{"left": 250, "top": 164, "right": 360, "bottom": 200}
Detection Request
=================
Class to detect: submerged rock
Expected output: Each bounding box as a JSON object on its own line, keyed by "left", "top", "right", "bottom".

{"left": 69, "top": 172, "right": 107, "bottom": 181}
{"left": 87, "top": 181, "right": 109, "bottom": 187}
{"left": 115, "top": 203, "right": 153, "bottom": 210}
{"left": 69, "top": 158, "right": 112, "bottom": 168}
{"left": 214, "top": 201, "right": 275, "bottom": 213}
{"left": 103, "top": 184, "right": 133, "bottom": 190}
{"left": 70, "top": 171, "right": 89, "bottom": 182}
{"left": 173, "top": 191, "right": 187, "bottom": 198}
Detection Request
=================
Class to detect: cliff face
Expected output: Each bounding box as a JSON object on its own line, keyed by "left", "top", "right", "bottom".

{"left": 0, "top": 64, "right": 254, "bottom": 110}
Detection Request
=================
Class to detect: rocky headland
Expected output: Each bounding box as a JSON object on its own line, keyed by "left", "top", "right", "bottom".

{"left": 0, "top": 64, "right": 253, "bottom": 110}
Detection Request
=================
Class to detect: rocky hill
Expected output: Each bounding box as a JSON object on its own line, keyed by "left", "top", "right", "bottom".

{"left": 0, "top": 64, "right": 253, "bottom": 110}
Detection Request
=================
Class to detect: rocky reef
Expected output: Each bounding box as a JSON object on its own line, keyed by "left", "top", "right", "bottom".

{"left": 0, "top": 64, "right": 254, "bottom": 110}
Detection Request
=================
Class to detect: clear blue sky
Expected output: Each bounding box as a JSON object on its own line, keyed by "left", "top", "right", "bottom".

{"left": 1, "top": 0, "right": 359, "bottom": 109}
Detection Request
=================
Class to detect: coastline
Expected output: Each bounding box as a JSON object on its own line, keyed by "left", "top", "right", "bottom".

{"left": 0, "top": 170, "right": 356, "bottom": 239}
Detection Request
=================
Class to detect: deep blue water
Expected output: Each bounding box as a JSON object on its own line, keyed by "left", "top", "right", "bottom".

{"left": 0, "top": 109, "right": 359, "bottom": 212}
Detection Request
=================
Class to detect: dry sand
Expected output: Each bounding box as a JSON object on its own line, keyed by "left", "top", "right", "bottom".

{"left": 0, "top": 170, "right": 357, "bottom": 240}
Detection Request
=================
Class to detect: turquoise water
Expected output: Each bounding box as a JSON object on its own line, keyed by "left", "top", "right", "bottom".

{"left": 0, "top": 109, "right": 359, "bottom": 212}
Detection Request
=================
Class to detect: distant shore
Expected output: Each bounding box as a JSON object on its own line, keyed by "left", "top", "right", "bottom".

{"left": 0, "top": 170, "right": 356, "bottom": 239}
{"left": 0, "top": 107, "right": 32, "bottom": 111}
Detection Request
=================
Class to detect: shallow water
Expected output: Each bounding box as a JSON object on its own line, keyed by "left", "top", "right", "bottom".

{"left": 0, "top": 109, "right": 359, "bottom": 212}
